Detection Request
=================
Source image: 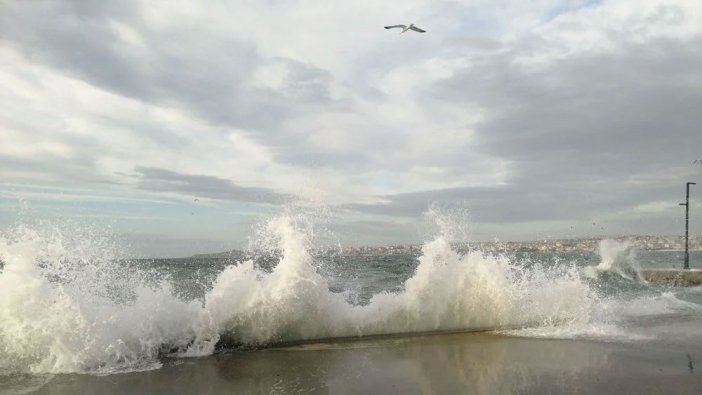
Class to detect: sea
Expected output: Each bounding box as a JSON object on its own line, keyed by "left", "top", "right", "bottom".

{"left": 1, "top": 213, "right": 702, "bottom": 392}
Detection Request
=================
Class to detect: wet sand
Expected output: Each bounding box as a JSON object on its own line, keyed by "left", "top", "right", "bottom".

{"left": 5, "top": 328, "right": 702, "bottom": 395}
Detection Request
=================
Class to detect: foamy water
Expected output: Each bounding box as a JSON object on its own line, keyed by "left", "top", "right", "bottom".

{"left": 582, "top": 239, "right": 640, "bottom": 280}
{"left": 0, "top": 217, "right": 700, "bottom": 375}
{"left": 0, "top": 225, "right": 200, "bottom": 375}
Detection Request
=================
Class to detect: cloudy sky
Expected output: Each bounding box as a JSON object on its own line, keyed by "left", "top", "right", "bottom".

{"left": 1, "top": 0, "right": 701, "bottom": 257}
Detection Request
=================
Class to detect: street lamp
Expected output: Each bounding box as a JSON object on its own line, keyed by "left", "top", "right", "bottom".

{"left": 679, "top": 182, "right": 696, "bottom": 270}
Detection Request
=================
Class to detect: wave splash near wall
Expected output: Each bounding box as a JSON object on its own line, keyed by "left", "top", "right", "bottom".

{"left": 1, "top": 215, "right": 610, "bottom": 375}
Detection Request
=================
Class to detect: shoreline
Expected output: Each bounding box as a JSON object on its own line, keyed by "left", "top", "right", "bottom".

{"left": 8, "top": 328, "right": 702, "bottom": 395}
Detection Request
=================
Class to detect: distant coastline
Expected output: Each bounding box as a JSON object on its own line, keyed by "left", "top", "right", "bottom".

{"left": 187, "top": 235, "right": 702, "bottom": 259}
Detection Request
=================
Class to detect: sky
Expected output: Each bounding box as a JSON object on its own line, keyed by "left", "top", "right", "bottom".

{"left": 1, "top": 0, "right": 701, "bottom": 257}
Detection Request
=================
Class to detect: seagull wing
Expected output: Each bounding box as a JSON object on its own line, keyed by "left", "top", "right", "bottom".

{"left": 409, "top": 25, "right": 426, "bottom": 33}
{"left": 384, "top": 25, "right": 407, "bottom": 30}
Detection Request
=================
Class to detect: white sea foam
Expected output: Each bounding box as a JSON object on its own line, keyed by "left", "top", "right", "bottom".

{"left": 189, "top": 213, "right": 599, "bottom": 354}
{"left": 0, "top": 225, "right": 200, "bottom": 375}
{"left": 614, "top": 291, "right": 702, "bottom": 317}
{"left": 0, "top": 215, "right": 682, "bottom": 375}
{"left": 583, "top": 239, "right": 640, "bottom": 279}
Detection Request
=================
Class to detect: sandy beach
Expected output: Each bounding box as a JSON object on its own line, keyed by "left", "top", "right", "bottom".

{"left": 5, "top": 325, "right": 702, "bottom": 395}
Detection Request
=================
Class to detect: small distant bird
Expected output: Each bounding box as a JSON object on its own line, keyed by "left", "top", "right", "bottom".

{"left": 694, "top": 159, "right": 701, "bottom": 164}
{"left": 384, "top": 24, "right": 426, "bottom": 33}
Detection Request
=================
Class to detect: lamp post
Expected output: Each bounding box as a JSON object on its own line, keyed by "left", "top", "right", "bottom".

{"left": 679, "top": 182, "right": 696, "bottom": 270}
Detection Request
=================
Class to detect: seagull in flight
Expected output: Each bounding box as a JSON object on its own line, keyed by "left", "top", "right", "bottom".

{"left": 384, "top": 24, "right": 426, "bottom": 34}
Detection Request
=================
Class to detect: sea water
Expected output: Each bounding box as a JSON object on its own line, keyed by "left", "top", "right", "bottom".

{"left": 1, "top": 214, "right": 702, "bottom": 376}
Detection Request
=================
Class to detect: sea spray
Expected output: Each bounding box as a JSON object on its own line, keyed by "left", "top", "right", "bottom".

{"left": 190, "top": 212, "right": 600, "bottom": 351}
{"left": 1, "top": 214, "right": 633, "bottom": 375}
{"left": 187, "top": 215, "right": 352, "bottom": 354}
{"left": 0, "top": 224, "right": 199, "bottom": 375}
{"left": 583, "top": 239, "right": 640, "bottom": 280}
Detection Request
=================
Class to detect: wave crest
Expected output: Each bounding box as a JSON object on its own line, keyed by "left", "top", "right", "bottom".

{"left": 1, "top": 216, "right": 604, "bottom": 374}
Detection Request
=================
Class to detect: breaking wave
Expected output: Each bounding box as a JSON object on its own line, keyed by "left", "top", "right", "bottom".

{"left": 583, "top": 239, "right": 640, "bottom": 280}
{"left": 0, "top": 213, "right": 672, "bottom": 375}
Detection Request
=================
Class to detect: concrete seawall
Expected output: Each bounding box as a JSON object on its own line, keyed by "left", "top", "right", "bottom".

{"left": 638, "top": 269, "right": 702, "bottom": 286}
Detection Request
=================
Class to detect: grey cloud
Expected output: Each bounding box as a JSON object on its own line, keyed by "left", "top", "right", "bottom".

{"left": 266, "top": 58, "right": 334, "bottom": 103}
{"left": 350, "top": 186, "right": 565, "bottom": 222}
{"left": 0, "top": 153, "right": 112, "bottom": 186}
{"left": 434, "top": 37, "right": 702, "bottom": 175}
{"left": 2, "top": 1, "right": 473, "bottom": 174}
{"left": 0, "top": 1, "right": 337, "bottom": 136}
{"left": 3, "top": 0, "right": 702, "bottom": 244}
{"left": 0, "top": 1, "right": 154, "bottom": 98}
{"left": 350, "top": 174, "right": 689, "bottom": 227}
{"left": 346, "top": 30, "right": 702, "bottom": 230}
{"left": 0, "top": 1, "right": 480, "bottom": 174}
{"left": 133, "top": 167, "right": 294, "bottom": 204}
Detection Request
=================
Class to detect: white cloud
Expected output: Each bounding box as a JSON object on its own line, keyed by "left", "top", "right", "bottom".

{"left": 631, "top": 200, "right": 677, "bottom": 213}
{"left": 515, "top": 0, "right": 702, "bottom": 66}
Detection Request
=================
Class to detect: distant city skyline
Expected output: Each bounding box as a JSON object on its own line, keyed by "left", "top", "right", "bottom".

{"left": 1, "top": 0, "right": 701, "bottom": 257}
{"left": 193, "top": 235, "right": 702, "bottom": 259}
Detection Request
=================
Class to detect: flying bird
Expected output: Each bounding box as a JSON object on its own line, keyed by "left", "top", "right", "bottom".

{"left": 384, "top": 24, "right": 426, "bottom": 33}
